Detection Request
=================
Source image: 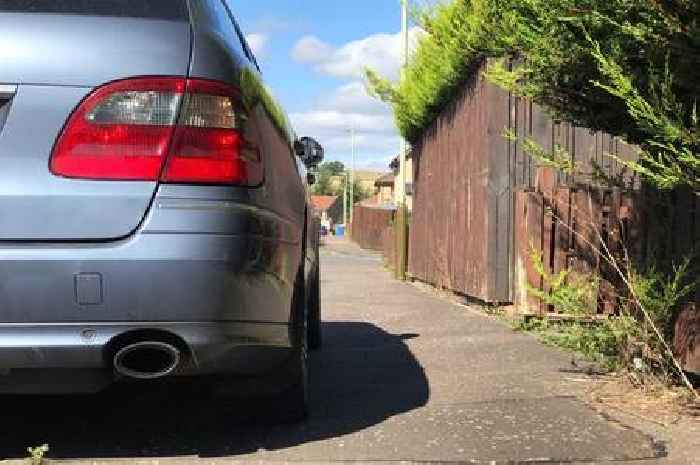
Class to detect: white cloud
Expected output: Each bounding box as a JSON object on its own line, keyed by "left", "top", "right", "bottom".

{"left": 291, "top": 28, "right": 424, "bottom": 81}
{"left": 245, "top": 33, "right": 269, "bottom": 59}
{"left": 287, "top": 28, "right": 426, "bottom": 169}
{"left": 325, "top": 81, "right": 385, "bottom": 114}
{"left": 291, "top": 110, "right": 394, "bottom": 134}
{"left": 290, "top": 80, "right": 399, "bottom": 169}
{"left": 291, "top": 36, "right": 333, "bottom": 63}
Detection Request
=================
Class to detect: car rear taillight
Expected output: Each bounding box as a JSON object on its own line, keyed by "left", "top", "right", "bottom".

{"left": 51, "top": 77, "right": 262, "bottom": 186}
{"left": 161, "top": 79, "right": 262, "bottom": 185}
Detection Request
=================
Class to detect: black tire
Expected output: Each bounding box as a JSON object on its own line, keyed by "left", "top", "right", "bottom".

{"left": 307, "top": 261, "right": 322, "bottom": 351}
{"left": 275, "top": 340, "right": 308, "bottom": 423}
{"left": 207, "top": 267, "right": 309, "bottom": 423}
{"left": 205, "top": 349, "right": 307, "bottom": 424}
{"left": 276, "top": 268, "right": 309, "bottom": 423}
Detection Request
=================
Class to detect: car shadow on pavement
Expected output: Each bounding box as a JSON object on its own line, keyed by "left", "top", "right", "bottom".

{"left": 0, "top": 322, "right": 429, "bottom": 459}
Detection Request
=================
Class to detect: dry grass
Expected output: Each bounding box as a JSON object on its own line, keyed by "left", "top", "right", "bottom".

{"left": 587, "top": 375, "right": 699, "bottom": 426}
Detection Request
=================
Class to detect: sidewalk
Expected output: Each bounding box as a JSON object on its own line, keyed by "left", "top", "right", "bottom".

{"left": 0, "top": 237, "right": 696, "bottom": 464}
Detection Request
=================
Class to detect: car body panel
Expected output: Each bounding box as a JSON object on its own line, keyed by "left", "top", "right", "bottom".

{"left": 0, "top": 208, "right": 300, "bottom": 324}
{"left": 0, "top": 0, "right": 318, "bottom": 394}
{"left": 0, "top": 13, "right": 191, "bottom": 87}
{"left": 0, "top": 321, "right": 292, "bottom": 394}
{"left": 0, "top": 85, "right": 160, "bottom": 240}
{"left": 0, "top": 12, "right": 192, "bottom": 240}
{"left": 187, "top": 0, "right": 306, "bottom": 233}
{"left": 0, "top": 321, "right": 291, "bottom": 371}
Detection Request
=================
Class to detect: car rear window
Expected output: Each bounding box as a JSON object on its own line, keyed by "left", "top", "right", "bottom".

{"left": 0, "top": 0, "right": 189, "bottom": 20}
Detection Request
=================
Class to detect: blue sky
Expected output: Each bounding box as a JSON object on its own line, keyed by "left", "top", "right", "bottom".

{"left": 227, "top": 1, "right": 416, "bottom": 171}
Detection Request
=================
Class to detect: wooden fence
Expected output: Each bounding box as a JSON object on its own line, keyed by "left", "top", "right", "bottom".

{"left": 405, "top": 58, "right": 699, "bottom": 372}
{"left": 408, "top": 59, "right": 647, "bottom": 304}
{"left": 513, "top": 180, "right": 700, "bottom": 373}
{"left": 408, "top": 70, "right": 511, "bottom": 302}
{"left": 349, "top": 58, "right": 698, "bottom": 373}
{"left": 351, "top": 205, "right": 395, "bottom": 248}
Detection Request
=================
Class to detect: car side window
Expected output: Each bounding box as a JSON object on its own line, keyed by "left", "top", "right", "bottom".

{"left": 219, "top": 0, "right": 261, "bottom": 72}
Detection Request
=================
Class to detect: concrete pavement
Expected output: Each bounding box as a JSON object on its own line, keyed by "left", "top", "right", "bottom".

{"left": 0, "top": 238, "right": 692, "bottom": 464}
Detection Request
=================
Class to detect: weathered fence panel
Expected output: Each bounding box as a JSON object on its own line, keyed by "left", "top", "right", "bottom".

{"left": 513, "top": 190, "right": 544, "bottom": 313}
{"left": 351, "top": 205, "right": 395, "bottom": 252}
{"left": 674, "top": 304, "right": 700, "bottom": 374}
{"left": 408, "top": 59, "right": 645, "bottom": 304}
{"left": 405, "top": 58, "right": 698, "bottom": 372}
{"left": 381, "top": 226, "right": 396, "bottom": 270}
{"left": 409, "top": 70, "right": 510, "bottom": 302}
{"left": 516, "top": 182, "right": 700, "bottom": 372}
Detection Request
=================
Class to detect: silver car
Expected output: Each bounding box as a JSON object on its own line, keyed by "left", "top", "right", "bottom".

{"left": 0, "top": 0, "right": 323, "bottom": 421}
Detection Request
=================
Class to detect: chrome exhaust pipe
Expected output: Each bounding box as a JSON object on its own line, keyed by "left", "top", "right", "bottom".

{"left": 113, "top": 341, "right": 181, "bottom": 380}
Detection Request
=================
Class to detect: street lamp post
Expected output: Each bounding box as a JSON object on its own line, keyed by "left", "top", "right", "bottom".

{"left": 395, "top": 0, "right": 410, "bottom": 280}
{"left": 348, "top": 127, "right": 356, "bottom": 224}
{"left": 342, "top": 172, "right": 348, "bottom": 227}
{"left": 399, "top": 0, "right": 408, "bottom": 207}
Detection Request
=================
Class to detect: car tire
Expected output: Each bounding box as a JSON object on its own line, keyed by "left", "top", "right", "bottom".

{"left": 206, "top": 266, "right": 309, "bottom": 423}
{"left": 307, "top": 261, "right": 322, "bottom": 351}
{"left": 276, "top": 267, "right": 309, "bottom": 423}
{"left": 275, "top": 339, "right": 308, "bottom": 423}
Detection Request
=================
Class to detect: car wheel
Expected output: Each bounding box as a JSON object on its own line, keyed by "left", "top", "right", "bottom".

{"left": 276, "top": 268, "right": 309, "bottom": 423}
{"left": 206, "top": 266, "right": 309, "bottom": 423}
{"left": 276, "top": 338, "right": 308, "bottom": 423}
{"left": 307, "top": 261, "right": 322, "bottom": 351}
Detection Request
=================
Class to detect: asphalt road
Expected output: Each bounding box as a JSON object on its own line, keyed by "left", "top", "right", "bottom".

{"left": 0, "top": 238, "right": 677, "bottom": 464}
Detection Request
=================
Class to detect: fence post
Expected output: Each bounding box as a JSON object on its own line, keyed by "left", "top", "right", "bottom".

{"left": 394, "top": 203, "right": 409, "bottom": 280}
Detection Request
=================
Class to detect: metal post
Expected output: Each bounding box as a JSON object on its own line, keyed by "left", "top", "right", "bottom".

{"left": 395, "top": 0, "right": 410, "bottom": 280}
{"left": 399, "top": 0, "right": 408, "bottom": 197}
{"left": 349, "top": 127, "right": 356, "bottom": 224}
{"left": 343, "top": 172, "right": 348, "bottom": 227}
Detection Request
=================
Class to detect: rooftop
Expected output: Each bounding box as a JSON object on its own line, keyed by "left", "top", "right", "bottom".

{"left": 310, "top": 195, "right": 339, "bottom": 212}
{"left": 375, "top": 172, "right": 395, "bottom": 187}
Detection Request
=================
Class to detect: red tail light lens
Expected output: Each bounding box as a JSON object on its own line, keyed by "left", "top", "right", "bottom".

{"left": 161, "top": 79, "right": 262, "bottom": 185}
{"left": 51, "top": 78, "right": 183, "bottom": 181}
{"left": 51, "top": 77, "right": 262, "bottom": 186}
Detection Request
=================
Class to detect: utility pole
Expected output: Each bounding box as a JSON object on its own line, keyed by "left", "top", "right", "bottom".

{"left": 395, "top": 0, "right": 410, "bottom": 280}
{"left": 397, "top": 0, "right": 408, "bottom": 205}
{"left": 348, "top": 127, "right": 356, "bottom": 225}
{"left": 342, "top": 172, "right": 348, "bottom": 227}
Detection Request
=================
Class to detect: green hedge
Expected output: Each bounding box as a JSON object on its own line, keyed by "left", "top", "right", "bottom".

{"left": 368, "top": 0, "right": 700, "bottom": 190}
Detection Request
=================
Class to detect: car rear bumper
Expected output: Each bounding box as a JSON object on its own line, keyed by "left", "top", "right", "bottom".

{"left": 0, "top": 192, "right": 306, "bottom": 393}
{"left": 0, "top": 321, "right": 293, "bottom": 394}
{"left": 0, "top": 194, "right": 302, "bottom": 324}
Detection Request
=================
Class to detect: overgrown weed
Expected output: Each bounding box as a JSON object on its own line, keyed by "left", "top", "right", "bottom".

{"left": 518, "top": 249, "right": 696, "bottom": 386}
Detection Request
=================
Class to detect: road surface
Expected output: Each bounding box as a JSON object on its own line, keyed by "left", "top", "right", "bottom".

{"left": 1, "top": 238, "right": 695, "bottom": 464}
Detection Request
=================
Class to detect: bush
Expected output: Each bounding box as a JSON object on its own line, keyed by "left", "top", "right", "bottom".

{"left": 523, "top": 250, "right": 695, "bottom": 376}
{"left": 517, "top": 316, "right": 638, "bottom": 369}
{"left": 367, "top": 0, "right": 519, "bottom": 141}
{"left": 625, "top": 259, "right": 695, "bottom": 377}
{"left": 527, "top": 248, "right": 599, "bottom": 316}
{"left": 368, "top": 0, "right": 700, "bottom": 190}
